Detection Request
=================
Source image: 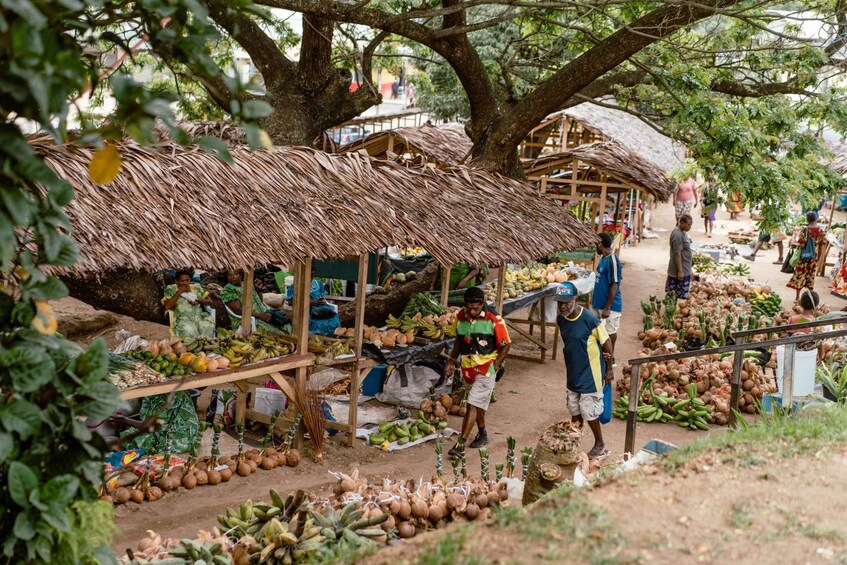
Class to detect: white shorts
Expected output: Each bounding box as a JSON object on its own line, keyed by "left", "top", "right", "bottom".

{"left": 568, "top": 389, "right": 604, "bottom": 421}
{"left": 466, "top": 370, "right": 496, "bottom": 411}
{"left": 591, "top": 309, "right": 622, "bottom": 335}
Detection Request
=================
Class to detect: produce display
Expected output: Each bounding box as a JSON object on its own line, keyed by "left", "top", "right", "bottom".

{"left": 749, "top": 289, "right": 782, "bottom": 317}
{"left": 727, "top": 228, "right": 758, "bottom": 244}
{"left": 613, "top": 381, "right": 714, "bottom": 430}
{"left": 102, "top": 415, "right": 302, "bottom": 507}
{"left": 399, "top": 246, "right": 428, "bottom": 259}
{"left": 367, "top": 415, "right": 448, "bottom": 448}
{"left": 483, "top": 266, "right": 551, "bottom": 302}
{"left": 334, "top": 310, "right": 459, "bottom": 347}
{"left": 107, "top": 353, "right": 168, "bottom": 390}
{"left": 185, "top": 330, "right": 294, "bottom": 368}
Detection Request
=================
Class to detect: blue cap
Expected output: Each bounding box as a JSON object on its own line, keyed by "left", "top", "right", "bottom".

{"left": 554, "top": 282, "right": 577, "bottom": 302}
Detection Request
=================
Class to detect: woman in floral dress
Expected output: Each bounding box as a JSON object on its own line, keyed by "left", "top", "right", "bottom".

{"left": 787, "top": 212, "right": 825, "bottom": 302}
{"left": 162, "top": 270, "right": 215, "bottom": 338}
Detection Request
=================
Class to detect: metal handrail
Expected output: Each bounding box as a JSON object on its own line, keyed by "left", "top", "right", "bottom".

{"left": 732, "top": 313, "right": 847, "bottom": 338}
{"left": 623, "top": 324, "right": 847, "bottom": 454}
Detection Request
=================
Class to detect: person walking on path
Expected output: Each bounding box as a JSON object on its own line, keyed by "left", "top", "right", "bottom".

{"left": 700, "top": 182, "right": 719, "bottom": 237}
{"left": 591, "top": 232, "right": 622, "bottom": 366}
{"left": 742, "top": 228, "right": 785, "bottom": 264}
{"left": 674, "top": 177, "right": 698, "bottom": 221}
{"left": 446, "top": 286, "right": 511, "bottom": 457}
{"left": 787, "top": 211, "right": 825, "bottom": 302}
{"left": 666, "top": 214, "right": 694, "bottom": 300}
{"left": 555, "top": 282, "right": 614, "bottom": 460}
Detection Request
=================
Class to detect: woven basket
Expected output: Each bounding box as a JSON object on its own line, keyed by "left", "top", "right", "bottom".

{"left": 522, "top": 420, "right": 588, "bottom": 505}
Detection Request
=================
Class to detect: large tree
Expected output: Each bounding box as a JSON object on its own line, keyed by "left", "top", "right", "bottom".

{"left": 248, "top": 0, "right": 847, "bottom": 222}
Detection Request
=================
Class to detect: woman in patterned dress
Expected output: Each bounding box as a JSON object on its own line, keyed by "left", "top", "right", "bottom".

{"left": 787, "top": 212, "right": 825, "bottom": 302}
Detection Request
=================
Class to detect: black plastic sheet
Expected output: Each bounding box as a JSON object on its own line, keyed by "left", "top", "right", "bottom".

{"left": 387, "top": 256, "right": 434, "bottom": 275}
{"left": 362, "top": 338, "right": 453, "bottom": 365}
{"left": 499, "top": 284, "right": 559, "bottom": 316}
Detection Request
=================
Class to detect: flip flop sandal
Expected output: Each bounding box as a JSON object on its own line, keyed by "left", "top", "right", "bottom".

{"left": 588, "top": 448, "right": 611, "bottom": 460}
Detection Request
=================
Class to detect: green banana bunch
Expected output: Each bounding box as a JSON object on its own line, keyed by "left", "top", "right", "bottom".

{"left": 168, "top": 539, "right": 230, "bottom": 565}
{"left": 310, "top": 502, "right": 388, "bottom": 545}
{"left": 671, "top": 383, "right": 713, "bottom": 431}
{"left": 218, "top": 489, "right": 307, "bottom": 536}
{"left": 254, "top": 512, "right": 325, "bottom": 564}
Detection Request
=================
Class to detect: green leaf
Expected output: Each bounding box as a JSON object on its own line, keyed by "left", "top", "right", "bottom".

{"left": 0, "top": 185, "right": 34, "bottom": 225}
{"left": 43, "top": 475, "right": 79, "bottom": 507}
{"left": 0, "top": 431, "right": 13, "bottom": 463}
{"left": 26, "top": 277, "right": 68, "bottom": 301}
{"left": 76, "top": 382, "right": 121, "bottom": 420}
{"left": 74, "top": 338, "right": 108, "bottom": 382}
{"left": 0, "top": 211, "right": 16, "bottom": 269}
{"left": 241, "top": 99, "right": 274, "bottom": 119}
{"left": 13, "top": 512, "right": 35, "bottom": 541}
{"left": 195, "top": 136, "right": 233, "bottom": 164}
{"left": 41, "top": 508, "right": 72, "bottom": 532}
{"left": 0, "top": 399, "right": 41, "bottom": 439}
{"left": 3, "top": 0, "right": 47, "bottom": 27}
{"left": 1, "top": 345, "right": 56, "bottom": 392}
{"left": 8, "top": 461, "right": 39, "bottom": 507}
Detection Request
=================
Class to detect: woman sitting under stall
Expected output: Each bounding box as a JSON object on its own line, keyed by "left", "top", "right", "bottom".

{"left": 287, "top": 278, "right": 341, "bottom": 335}
{"left": 221, "top": 270, "right": 290, "bottom": 332}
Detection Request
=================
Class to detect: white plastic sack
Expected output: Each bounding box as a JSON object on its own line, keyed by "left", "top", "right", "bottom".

{"left": 113, "top": 330, "right": 148, "bottom": 354}
{"left": 376, "top": 364, "right": 450, "bottom": 408}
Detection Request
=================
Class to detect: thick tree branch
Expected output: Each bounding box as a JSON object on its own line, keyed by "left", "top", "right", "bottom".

{"left": 709, "top": 78, "right": 813, "bottom": 97}
{"left": 299, "top": 15, "right": 335, "bottom": 87}
{"left": 207, "top": 1, "right": 296, "bottom": 91}
{"left": 489, "top": 0, "right": 745, "bottom": 153}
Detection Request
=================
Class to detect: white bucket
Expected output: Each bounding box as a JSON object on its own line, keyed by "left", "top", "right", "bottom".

{"left": 775, "top": 346, "right": 817, "bottom": 397}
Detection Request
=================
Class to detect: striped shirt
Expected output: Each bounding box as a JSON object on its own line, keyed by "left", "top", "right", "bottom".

{"left": 557, "top": 307, "right": 609, "bottom": 393}
{"left": 451, "top": 307, "right": 511, "bottom": 379}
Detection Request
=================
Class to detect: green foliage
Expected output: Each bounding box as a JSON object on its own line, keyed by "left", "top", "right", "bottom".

{"left": 0, "top": 1, "right": 270, "bottom": 562}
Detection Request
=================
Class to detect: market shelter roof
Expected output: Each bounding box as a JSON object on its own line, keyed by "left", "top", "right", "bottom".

{"left": 532, "top": 102, "right": 686, "bottom": 173}
{"left": 335, "top": 123, "right": 472, "bottom": 167}
{"left": 32, "top": 138, "right": 596, "bottom": 275}
{"left": 524, "top": 141, "right": 675, "bottom": 202}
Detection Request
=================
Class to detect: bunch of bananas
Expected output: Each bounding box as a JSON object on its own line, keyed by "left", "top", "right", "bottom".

{"left": 718, "top": 263, "right": 751, "bottom": 277}
{"left": 310, "top": 502, "right": 388, "bottom": 544}
{"left": 750, "top": 290, "right": 781, "bottom": 317}
{"left": 184, "top": 336, "right": 219, "bottom": 354}
{"left": 613, "top": 383, "right": 712, "bottom": 430}
{"left": 166, "top": 539, "right": 230, "bottom": 565}
{"left": 254, "top": 514, "right": 324, "bottom": 564}
{"left": 387, "top": 313, "right": 457, "bottom": 340}
{"left": 218, "top": 489, "right": 307, "bottom": 536}
{"left": 612, "top": 395, "right": 673, "bottom": 423}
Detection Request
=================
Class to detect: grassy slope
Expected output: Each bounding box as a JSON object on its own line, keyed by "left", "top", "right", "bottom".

{"left": 370, "top": 404, "right": 847, "bottom": 565}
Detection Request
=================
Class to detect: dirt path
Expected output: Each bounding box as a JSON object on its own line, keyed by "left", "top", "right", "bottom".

{"left": 106, "top": 200, "right": 845, "bottom": 552}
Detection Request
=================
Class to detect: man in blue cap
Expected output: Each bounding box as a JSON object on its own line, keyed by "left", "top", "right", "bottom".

{"left": 555, "top": 281, "right": 615, "bottom": 459}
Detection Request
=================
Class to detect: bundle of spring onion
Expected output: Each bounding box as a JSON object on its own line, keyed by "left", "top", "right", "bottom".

{"left": 108, "top": 352, "right": 168, "bottom": 390}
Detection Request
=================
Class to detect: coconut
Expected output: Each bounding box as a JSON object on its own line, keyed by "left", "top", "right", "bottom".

{"left": 113, "top": 487, "right": 131, "bottom": 504}
{"left": 248, "top": 460, "right": 258, "bottom": 472}
{"left": 207, "top": 469, "right": 222, "bottom": 485}
{"left": 446, "top": 493, "right": 464, "bottom": 511}
{"left": 286, "top": 450, "right": 301, "bottom": 467}
{"left": 146, "top": 487, "right": 163, "bottom": 501}
{"left": 237, "top": 462, "right": 252, "bottom": 477}
{"left": 398, "top": 501, "right": 412, "bottom": 520}
{"left": 129, "top": 489, "right": 145, "bottom": 504}
{"left": 411, "top": 499, "right": 428, "bottom": 518}
{"left": 465, "top": 503, "right": 480, "bottom": 520}
{"left": 182, "top": 474, "right": 197, "bottom": 490}
{"left": 260, "top": 457, "right": 276, "bottom": 470}
{"left": 194, "top": 470, "right": 209, "bottom": 485}
{"left": 428, "top": 504, "right": 445, "bottom": 523}
{"left": 389, "top": 500, "right": 401, "bottom": 516}
{"left": 397, "top": 522, "right": 416, "bottom": 539}
{"left": 381, "top": 514, "right": 396, "bottom": 531}
{"left": 157, "top": 476, "right": 176, "bottom": 492}
{"left": 219, "top": 467, "right": 233, "bottom": 482}
{"left": 474, "top": 493, "right": 488, "bottom": 508}
{"left": 195, "top": 461, "right": 208, "bottom": 472}
{"left": 439, "top": 394, "right": 453, "bottom": 410}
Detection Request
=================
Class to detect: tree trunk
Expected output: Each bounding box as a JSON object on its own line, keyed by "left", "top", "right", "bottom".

{"left": 62, "top": 270, "right": 167, "bottom": 324}
{"left": 337, "top": 262, "right": 439, "bottom": 327}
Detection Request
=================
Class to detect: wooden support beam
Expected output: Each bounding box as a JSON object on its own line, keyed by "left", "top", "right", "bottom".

{"left": 353, "top": 253, "right": 368, "bottom": 358}
{"left": 440, "top": 263, "right": 452, "bottom": 307}
{"left": 728, "top": 335, "right": 746, "bottom": 428}
{"left": 241, "top": 270, "right": 253, "bottom": 334}
{"left": 495, "top": 263, "right": 507, "bottom": 315}
{"left": 505, "top": 319, "right": 549, "bottom": 350}
{"left": 624, "top": 363, "right": 641, "bottom": 454}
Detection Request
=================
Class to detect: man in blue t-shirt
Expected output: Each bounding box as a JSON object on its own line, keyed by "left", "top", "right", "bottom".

{"left": 591, "top": 232, "right": 622, "bottom": 366}
{"left": 555, "top": 282, "right": 615, "bottom": 460}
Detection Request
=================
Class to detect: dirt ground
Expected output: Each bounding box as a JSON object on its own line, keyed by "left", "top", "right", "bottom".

{"left": 58, "top": 199, "right": 844, "bottom": 554}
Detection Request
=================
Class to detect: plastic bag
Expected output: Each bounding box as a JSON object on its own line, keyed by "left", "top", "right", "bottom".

{"left": 376, "top": 364, "right": 450, "bottom": 408}
{"left": 599, "top": 383, "right": 612, "bottom": 424}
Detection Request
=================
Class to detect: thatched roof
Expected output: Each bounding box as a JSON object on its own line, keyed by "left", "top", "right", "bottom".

{"left": 336, "top": 123, "right": 472, "bottom": 167}
{"left": 524, "top": 141, "right": 675, "bottom": 201}
{"left": 32, "top": 138, "right": 596, "bottom": 275}
{"left": 546, "top": 102, "right": 686, "bottom": 173}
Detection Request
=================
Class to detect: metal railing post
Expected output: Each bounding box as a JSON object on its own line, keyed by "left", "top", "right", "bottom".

{"left": 783, "top": 343, "right": 796, "bottom": 410}
{"left": 624, "top": 362, "right": 641, "bottom": 455}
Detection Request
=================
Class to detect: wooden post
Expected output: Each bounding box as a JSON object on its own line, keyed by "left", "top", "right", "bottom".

{"left": 624, "top": 363, "right": 641, "bottom": 455}
{"left": 292, "top": 258, "right": 312, "bottom": 449}
{"left": 598, "top": 183, "right": 608, "bottom": 234}
{"left": 348, "top": 253, "right": 368, "bottom": 446}
{"left": 539, "top": 296, "right": 548, "bottom": 362}
{"left": 240, "top": 270, "right": 254, "bottom": 334}
{"left": 495, "top": 262, "right": 507, "bottom": 315}
{"left": 783, "top": 343, "right": 796, "bottom": 410}
{"left": 440, "top": 263, "right": 452, "bottom": 307}
{"left": 728, "top": 335, "right": 747, "bottom": 428}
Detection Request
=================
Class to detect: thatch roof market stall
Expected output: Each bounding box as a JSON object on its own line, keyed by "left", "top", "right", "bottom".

{"left": 525, "top": 141, "right": 675, "bottom": 250}
{"left": 33, "top": 136, "right": 596, "bottom": 442}
{"left": 335, "top": 122, "right": 472, "bottom": 168}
